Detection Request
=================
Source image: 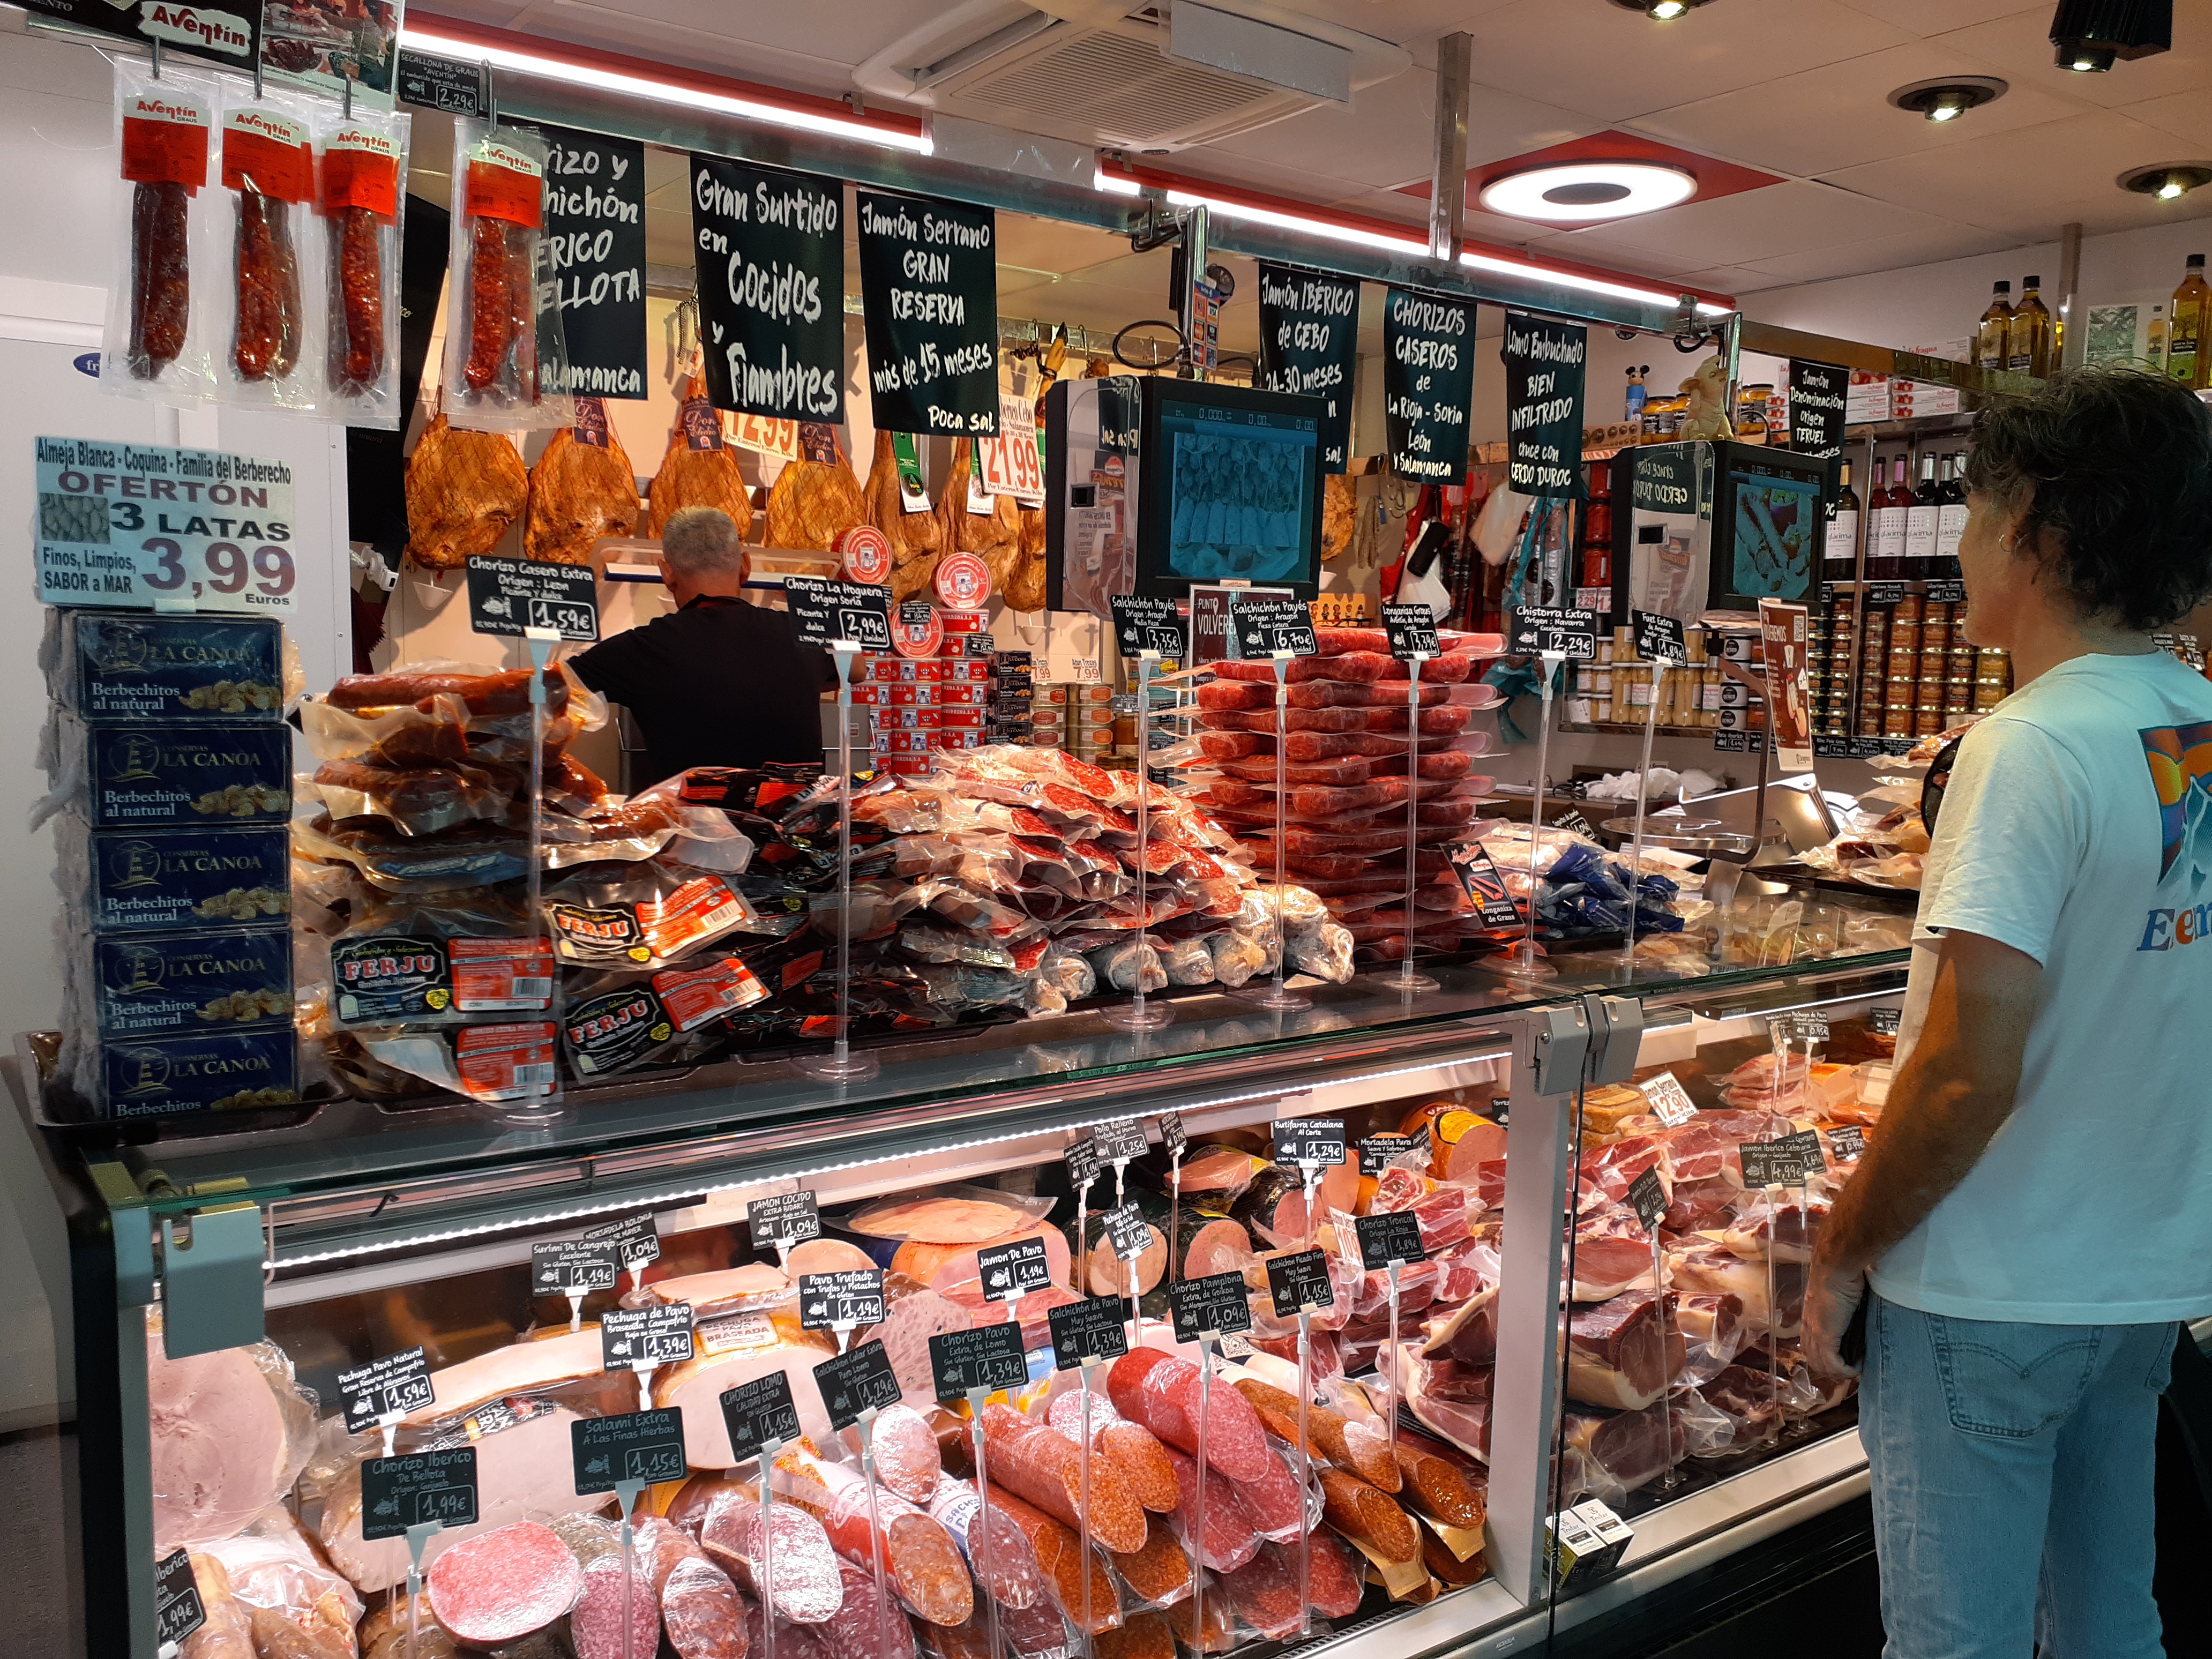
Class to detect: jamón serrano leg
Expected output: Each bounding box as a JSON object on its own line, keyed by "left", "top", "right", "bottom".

{"left": 130, "top": 181, "right": 190, "bottom": 380}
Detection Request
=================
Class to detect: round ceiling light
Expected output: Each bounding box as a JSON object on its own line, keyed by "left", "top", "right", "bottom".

{"left": 2120, "top": 162, "right": 2212, "bottom": 200}
{"left": 1606, "top": 0, "right": 1715, "bottom": 17}
{"left": 1479, "top": 161, "right": 1697, "bottom": 222}
{"left": 1887, "top": 76, "right": 2008, "bottom": 123}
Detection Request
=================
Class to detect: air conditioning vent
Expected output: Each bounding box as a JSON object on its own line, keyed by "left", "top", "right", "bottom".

{"left": 854, "top": 3, "right": 1409, "bottom": 154}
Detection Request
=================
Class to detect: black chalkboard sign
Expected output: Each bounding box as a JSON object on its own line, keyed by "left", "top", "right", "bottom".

{"left": 155, "top": 1549, "right": 207, "bottom": 1648}
{"left": 721, "top": 1372, "right": 802, "bottom": 1462}
{"left": 1265, "top": 1247, "right": 1335, "bottom": 1317}
{"left": 1110, "top": 594, "right": 1184, "bottom": 660}
{"left": 396, "top": 50, "right": 485, "bottom": 116}
{"left": 572, "top": 1409, "right": 687, "bottom": 1492}
{"left": 1049, "top": 1296, "right": 1131, "bottom": 1369}
{"left": 857, "top": 190, "right": 999, "bottom": 437}
{"left": 361, "top": 1448, "right": 479, "bottom": 1541}
{"left": 783, "top": 577, "right": 891, "bottom": 652}
{"left": 814, "top": 1342, "right": 901, "bottom": 1432}
{"left": 1383, "top": 287, "right": 1475, "bottom": 485}
{"left": 1168, "top": 1271, "right": 1253, "bottom": 1342}
{"left": 338, "top": 1348, "right": 434, "bottom": 1433}
{"left": 541, "top": 125, "right": 647, "bottom": 400}
{"left": 1503, "top": 313, "right": 1588, "bottom": 502}
{"left": 1353, "top": 1210, "right": 1425, "bottom": 1270}
{"left": 930, "top": 1322, "right": 1028, "bottom": 1399}
{"left": 467, "top": 556, "right": 597, "bottom": 642}
{"left": 1381, "top": 601, "right": 1440, "bottom": 662}
{"left": 1257, "top": 262, "right": 1358, "bottom": 472}
{"left": 1230, "top": 595, "right": 1318, "bottom": 659}
{"left": 749, "top": 1190, "right": 821, "bottom": 1250}
{"left": 690, "top": 155, "right": 845, "bottom": 423}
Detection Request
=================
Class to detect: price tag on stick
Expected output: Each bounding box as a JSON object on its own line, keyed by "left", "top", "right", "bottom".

{"left": 783, "top": 576, "right": 892, "bottom": 652}
{"left": 1359, "top": 1133, "right": 1416, "bottom": 1176}
{"left": 1352, "top": 1210, "right": 1425, "bottom": 1271}
{"left": 1738, "top": 1142, "right": 1805, "bottom": 1189}
{"left": 1506, "top": 605, "right": 1597, "bottom": 660}
{"left": 720, "top": 1372, "right": 802, "bottom": 1464}
{"left": 1049, "top": 1296, "right": 1132, "bottom": 1369}
{"left": 1630, "top": 609, "right": 1688, "bottom": 664}
{"left": 1265, "top": 1248, "right": 1335, "bottom": 1318}
{"left": 749, "top": 1190, "right": 821, "bottom": 1253}
{"left": 1229, "top": 595, "right": 1318, "bottom": 658}
{"left": 1777, "top": 1127, "right": 1827, "bottom": 1174}
{"left": 361, "top": 1448, "right": 480, "bottom": 1541}
{"left": 1095, "top": 1118, "right": 1149, "bottom": 1163}
{"left": 1168, "top": 1271, "right": 1253, "bottom": 1343}
{"left": 1381, "top": 601, "right": 1439, "bottom": 661}
{"left": 1828, "top": 1125, "right": 1867, "bottom": 1161}
{"left": 1273, "top": 1118, "right": 1347, "bottom": 1169}
{"left": 1109, "top": 594, "right": 1185, "bottom": 659}
{"left": 1869, "top": 1007, "right": 1901, "bottom": 1037}
{"left": 977, "top": 1237, "right": 1053, "bottom": 1304}
{"left": 1101, "top": 1202, "right": 1151, "bottom": 1262}
{"left": 798, "top": 1269, "right": 887, "bottom": 1331}
{"left": 1627, "top": 1167, "right": 1668, "bottom": 1231}
{"left": 1159, "top": 1111, "right": 1187, "bottom": 1158}
{"left": 572, "top": 1408, "right": 688, "bottom": 1492}
{"left": 466, "top": 556, "right": 599, "bottom": 642}
{"left": 929, "top": 1323, "right": 1028, "bottom": 1400}
{"left": 601, "top": 1303, "right": 697, "bottom": 1371}
{"left": 1065, "top": 1134, "right": 1102, "bottom": 1188}
{"left": 338, "top": 1348, "right": 435, "bottom": 1434}
{"left": 531, "top": 1240, "right": 619, "bottom": 1296}
{"left": 814, "top": 1341, "right": 902, "bottom": 1432}
{"left": 1640, "top": 1070, "right": 1698, "bottom": 1129}
{"left": 154, "top": 1549, "right": 207, "bottom": 1649}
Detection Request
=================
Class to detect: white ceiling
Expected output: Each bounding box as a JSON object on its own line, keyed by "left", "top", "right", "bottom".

{"left": 425, "top": 0, "right": 2212, "bottom": 319}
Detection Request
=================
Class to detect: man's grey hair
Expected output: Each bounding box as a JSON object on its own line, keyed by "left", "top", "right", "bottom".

{"left": 661, "top": 506, "right": 748, "bottom": 578}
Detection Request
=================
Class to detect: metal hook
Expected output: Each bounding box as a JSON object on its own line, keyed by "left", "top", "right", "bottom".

{"left": 342, "top": 69, "right": 353, "bottom": 121}
{"left": 150, "top": 35, "right": 162, "bottom": 80}
{"left": 483, "top": 60, "right": 497, "bottom": 129}
{"left": 252, "top": 36, "right": 263, "bottom": 100}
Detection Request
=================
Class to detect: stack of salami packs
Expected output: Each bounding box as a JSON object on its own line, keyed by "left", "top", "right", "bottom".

{"left": 40, "top": 611, "right": 298, "bottom": 1117}
{"left": 1177, "top": 626, "right": 1505, "bottom": 968}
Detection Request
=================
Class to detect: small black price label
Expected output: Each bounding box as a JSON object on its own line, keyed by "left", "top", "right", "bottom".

{"left": 814, "top": 1341, "right": 902, "bottom": 1432}
{"left": 929, "top": 1322, "right": 1029, "bottom": 1400}
{"left": 582, "top": 1211, "right": 663, "bottom": 1271}
{"left": 1738, "top": 1141, "right": 1805, "bottom": 1189}
{"left": 1381, "top": 601, "right": 1440, "bottom": 662}
{"left": 1266, "top": 1248, "right": 1334, "bottom": 1318}
{"left": 154, "top": 1548, "right": 206, "bottom": 1648}
{"left": 395, "top": 49, "right": 488, "bottom": 116}
{"left": 1864, "top": 580, "right": 1908, "bottom": 610}
{"left": 1168, "top": 1271, "right": 1253, "bottom": 1343}
{"left": 1713, "top": 730, "right": 1751, "bottom": 753}
{"left": 1359, "top": 1133, "right": 1416, "bottom": 1176}
{"left": 784, "top": 576, "right": 893, "bottom": 652}
{"left": 1507, "top": 605, "right": 1597, "bottom": 660}
{"left": 1066, "top": 1134, "right": 1102, "bottom": 1187}
{"left": 1095, "top": 1118, "right": 1149, "bottom": 1162}
{"left": 977, "top": 1237, "right": 1054, "bottom": 1303}
{"left": 964, "top": 631, "right": 998, "bottom": 659}
{"left": 1230, "top": 595, "right": 1318, "bottom": 659}
{"left": 531, "top": 1239, "right": 621, "bottom": 1296}
{"left": 1927, "top": 579, "right": 1967, "bottom": 605}
{"left": 338, "top": 1347, "right": 435, "bottom": 1433}
{"left": 601, "top": 1303, "right": 697, "bottom": 1370}
{"left": 1639, "top": 1070, "right": 1698, "bottom": 1129}
{"left": 798, "top": 1269, "right": 887, "bottom": 1331}
{"left": 1631, "top": 609, "right": 1688, "bottom": 665}
{"left": 572, "top": 1408, "right": 688, "bottom": 1493}
{"left": 1109, "top": 594, "right": 1185, "bottom": 659}
{"left": 720, "top": 1371, "right": 801, "bottom": 1463}
{"left": 1827, "top": 1125, "right": 1867, "bottom": 1161}
{"left": 748, "top": 1190, "right": 821, "bottom": 1250}
{"left": 1555, "top": 807, "right": 1597, "bottom": 839}
{"left": 361, "top": 1447, "right": 480, "bottom": 1541}
{"left": 465, "top": 555, "right": 599, "bottom": 642}
{"left": 1777, "top": 1127, "right": 1827, "bottom": 1174}
{"left": 1273, "top": 1117, "right": 1347, "bottom": 1169}
{"left": 1049, "top": 1295, "right": 1132, "bottom": 1370}
{"left": 1101, "top": 1202, "right": 1151, "bottom": 1260}
{"left": 1627, "top": 1167, "right": 1667, "bottom": 1231}
{"left": 1771, "top": 1010, "right": 1831, "bottom": 1044}
{"left": 1869, "top": 1006, "right": 1901, "bottom": 1036}
{"left": 1159, "top": 1110, "right": 1187, "bottom": 1157}
{"left": 1353, "top": 1210, "right": 1425, "bottom": 1271}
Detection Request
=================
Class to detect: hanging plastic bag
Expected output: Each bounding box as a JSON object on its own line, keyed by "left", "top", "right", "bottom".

{"left": 102, "top": 58, "right": 220, "bottom": 402}
{"left": 442, "top": 119, "right": 572, "bottom": 430}
{"left": 215, "top": 83, "right": 324, "bottom": 409}
{"left": 315, "top": 100, "right": 409, "bottom": 425}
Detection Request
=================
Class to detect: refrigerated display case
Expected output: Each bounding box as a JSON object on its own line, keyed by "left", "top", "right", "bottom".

{"left": 15, "top": 915, "right": 1914, "bottom": 1659}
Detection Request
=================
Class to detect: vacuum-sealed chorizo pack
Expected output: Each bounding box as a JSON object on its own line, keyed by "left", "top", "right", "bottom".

{"left": 215, "top": 83, "right": 325, "bottom": 410}
{"left": 102, "top": 58, "right": 220, "bottom": 403}
{"left": 442, "top": 120, "right": 573, "bottom": 431}
{"left": 313, "top": 102, "right": 409, "bottom": 425}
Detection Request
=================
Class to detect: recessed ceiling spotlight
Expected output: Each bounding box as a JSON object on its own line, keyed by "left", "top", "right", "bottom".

{"left": 1888, "top": 77, "right": 2008, "bottom": 123}
{"left": 1606, "top": 0, "right": 1715, "bottom": 18}
{"left": 2050, "top": 0, "right": 2171, "bottom": 72}
{"left": 1479, "top": 161, "right": 1698, "bottom": 222}
{"left": 2120, "top": 162, "right": 2212, "bottom": 200}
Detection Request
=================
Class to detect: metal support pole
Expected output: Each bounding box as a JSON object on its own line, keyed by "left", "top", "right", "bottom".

{"left": 1429, "top": 33, "right": 1471, "bottom": 264}
{"left": 2058, "top": 221, "right": 2086, "bottom": 371}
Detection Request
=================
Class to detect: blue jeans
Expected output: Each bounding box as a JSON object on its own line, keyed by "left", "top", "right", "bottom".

{"left": 1860, "top": 1294, "right": 2176, "bottom": 1659}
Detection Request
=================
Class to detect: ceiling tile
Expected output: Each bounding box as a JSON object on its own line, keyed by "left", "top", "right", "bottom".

{"left": 1735, "top": 223, "right": 2022, "bottom": 285}
{"left": 1829, "top": 0, "right": 2039, "bottom": 31}
{"left": 1522, "top": 178, "right": 1944, "bottom": 269}
{"left": 1819, "top": 107, "right": 2211, "bottom": 234}
{"left": 1932, "top": 5, "right": 2212, "bottom": 111}
{"left": 2123, "top": 88, "right": 2212, "bottom": 150}
{"left": 1451, "top": 0, "right": 1910, "bottom": 123}
{"left": 1628, "top": 41, "right": 2086, "bottom": 175}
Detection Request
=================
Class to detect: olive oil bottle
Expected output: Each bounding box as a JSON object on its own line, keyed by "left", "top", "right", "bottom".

{"left": 2170, "top": 255, "right": 2209, "bottom": 390}
{"left": 2008, "top": 276, "right": 2052, "bottom": 377}
{"left": 1977, "top": 281, "right": 2013, "bottom": 372}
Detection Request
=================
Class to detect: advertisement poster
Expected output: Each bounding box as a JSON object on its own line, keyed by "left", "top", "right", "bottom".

{"left": 541, "top": 125, "right": 647, "bottom": 399}
{"left": 1757, "top": 597, "right": 1814, "bottom": 773}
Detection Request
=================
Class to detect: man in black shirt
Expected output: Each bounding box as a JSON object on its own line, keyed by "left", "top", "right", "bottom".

{"left": 569, "top": 506, "right": 840, "bottom": 787}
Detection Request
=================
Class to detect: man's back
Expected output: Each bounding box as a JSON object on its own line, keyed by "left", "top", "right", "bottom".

{"left": 570, "top": 597, "right": 832, "bottom": 786}
{"left": 1874, "top": 648, "right": 2212, "bottom": 1321}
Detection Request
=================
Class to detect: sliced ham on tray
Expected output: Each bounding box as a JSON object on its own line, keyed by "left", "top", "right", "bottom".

{"left": 1564, "top": 1290, "right": 1684, "bottom": 1413}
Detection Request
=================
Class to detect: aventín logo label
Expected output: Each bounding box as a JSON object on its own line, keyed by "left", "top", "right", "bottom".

{"left": 139, "top": 5, "right": 255, "bottom": 57}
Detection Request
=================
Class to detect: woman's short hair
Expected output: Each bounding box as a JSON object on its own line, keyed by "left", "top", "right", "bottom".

{"left": 1964, "top": 366, "right": 2212, "bottom": 631}
{"left": 662, "top": 506, "right": 746, "bottom": 578}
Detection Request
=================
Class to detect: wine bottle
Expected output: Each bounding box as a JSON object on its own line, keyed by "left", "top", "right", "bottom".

{"left": 1826, "top": 460, "right": 1861, "bottom": 573}
{"left": 1935, "top": 455, "right": 1969, "bottom": 581}
{"left": 1905, "top": 452, "right": 1940, "bottom": 579}
{"left": 1872, "top": 455, "right": 1909, "bottom": 579}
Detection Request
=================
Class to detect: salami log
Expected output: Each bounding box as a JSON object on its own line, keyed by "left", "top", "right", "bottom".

{"left": 424, "top": 1522, "right": 582, "bottom": 1648}
{"left": 1230, "top": 1441, "right": 1305, "bottom": 1541}
{"left": 1392, "top": 1430, "right": 1488, "bottom": 1530}
{"left": 571, "top": 1552, "right": 661, "bottom": 1659}
{"left": 1213, "top": 757, "right": 1373, "bottom": 786}
{"left": 1316, "top": 1467, "right": 1418, "bottom": 1564}
{"left": 1001, "top": 1595, "right": 1074, "bottom": 1659}
{"left": 1106, "top": 1348, "right": 1274, "bottom": 1483}
{"left": 1212, "top": 653, "right": 1394, "bottom": 684}
{"left": 697, "top": 1486, "right": 845, "bottom": 1625}
{"left": 1218, "top": 1542, "right": 1303, "bottom": 1639}
{"left": 638, "top": 1515, "right": 705, "bottom": 1592}
{"left": 749, "top": 1601, "right": 834, "bottom": 1659}
{"left": 984, "top": 1483, "right": 1120, "bottom": 1634}
{"left": 973, "top": 1403, "right": 1146, "bottom": 1555}
{"left": 1157, "top": 1447, "right": 1258, "bottom": 1574}
{"left": 923, "top": 1471, "right": 1047, "bottom": 1610}
{"left": 1306, "top": 1528, "right": 1369, "bottom": 1618}
{"left": 773, "top": 1448, "right": 974, "bottom": 1626}
{"left": 823, "top": 1559, "right": 919, "bottom": 1659}
{"left": 1044, "top": 1392, "right": 1182, "bottom": 1515}
{"left": 1161, "top": 1590, "right": 1234, "bottom": 1654}
{"left": 1095, "top": 1612, "right": 1178, "bottom": 1659}
{"left": 866, "top": 1403, "right": 946, "bottom": 1506}
{"left": 920, "top": 1615, "right": 991, "bottom": 1659}
{"left": 1420, "top": 1525, "right": 1488, "bottom": 1588}
{"left": 234, "top": 190, "right": 300, "bottom": 382}
{"left": 335, "top": 206, "right": 384, "bottom": 387}
{"left": 662, "top": 1557, "right": 751, "bottom": 1659}
{"left": 129, "top": 182, "right": 191, "bottom": 379}
{"left": 464, "top": 215, "right": 519, "bottom": 391}
{"left": 1105, "top": 1512, "right": 1192, "bottom": 1606}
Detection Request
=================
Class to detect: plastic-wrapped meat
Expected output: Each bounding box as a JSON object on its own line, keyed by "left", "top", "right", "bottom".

{"left": 1304, "top": 1527, "right": 1369, "bottom": 1620}
{"left": 1663, "top": 1172, "right": 1740, "bottom": 1234}
{"left": 1107, "top": 1348, "right": 1276, "bottom": 1481}
{"left": 1201, "top": 706, "right": 1370, "bottom": 734}
{"left": 662, "top": 1557, "right": 750, "bottom": 1659}
{"left": 981, "top": 1484, "right": 1120, "bottom": 1634}
{"left": 1211, "top": 652, "right": 1394, "bottom": 684}
{"left": 1106, "top": 1513, "right": 1192, "bottom": 1607}
{"left": 1197, "top": 679, "right": 1447, "bottom": 712}
{"left": 855, "top": 1276, "right": 973, "bottom": 1402}
{"left": 1388, "top": 1425, "right": 1488, "bottom": 1532}
{"left": 1157, "top": 1446, "right": 1259, "bottom": 1573}
{"left": 1202, "top": 779, "right": 1392, "bottom": 816}
{"left": 1232, "top": 1377, "right": 1400, "bottom": 1491}
{"left": 1094, "top": 1611, "right": 1175, "bottom": 1659}
{"left": 1217, "top": 1541, "right": 1304, "bottom": 1638}
{"left": 1580, "top": 1135, "right": 1672, "bottom": 1208}
{"left": 424, "top": 1523, "right": 583, "bottom": 1649}
{"left": 1570, "top": 1207, "right": 1658, "bottom": 1302}
{"left": 1561, "top": 1400, "right": 1681, "bottom": 1502}
{"left": 1418, "top": 1266, "right": 1499, "bottom": 1366}
{"left": 748, "top": 1602, "right": 834, "bottom": 1659}
{"left": 817, "top": 1559, "right": 918, "bottom": 1659}
{"left": 1667, "top": 1237, "right": 1805, "bottom": 1341}
{"left": 1366, "top": 703, "right": 1473, "bottom": 735}
{"left": 772, "top": 1446, "right": 974, "bottom": 1626}
{"left": 697, "top": 1486, "right": 845, "bottom": 1625}
{"left": 1269, "top": 824, "right": 1466, "bottom": 856}
{"left": 1043, "top": 1391, "right": 1183, "bottom": 1516}
{"left": 1673, "top": 1292, "right": 1746, "bottom": 1385}
{"left": 1161, "top": 1590, "right": 1233, "bottom": 1655}
{"left": 1212, "top": 756, "right": 1373, "bottom": 786}
{"left": 1697, "top": 1365, "right": 1789, "bottom": 1448}
{"left": 972, "top": 1402, "right": 1146, "bottom": 1555}
{"left": 1722, "top": 1191, "right": 1827, "bottom": 1264}
{"left": 572, "top": 1552, "right": 661, "bottom": 1659}
{"left": 922, "top": 1473, "right": 1046, "bottom": 1609}
{"left": 1376, "top": 650, "right": 1484, "bottom": 683}
{"left": 1206, "top": 929, "right": 1271, "bottom": 987}
{"left": 1564, "top": 1291, "right": 1683, "bottom": 1412}
{"left": 1286, "top": 848, "right": 1453, "bottom": 881}
{"left": 1347, "top": 1256, "right": 1440, "bottom": 1321}
{"left": 854, "top": 1403, "right": 944, "bottom": 1506}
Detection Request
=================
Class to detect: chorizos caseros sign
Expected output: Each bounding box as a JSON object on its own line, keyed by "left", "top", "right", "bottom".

{"left": 856, "top": 189, "right": 999, "bottom": 436}
{"left": 689, "top": 155, "right": 845, "bottom": 423}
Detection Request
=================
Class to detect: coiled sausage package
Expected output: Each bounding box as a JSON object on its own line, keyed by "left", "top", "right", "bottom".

{"left": 101, "top": 58, "right": 220, "bottom": 404}
{"left": 214, "top": 83, "right": 327, "bottom": 411}
{"left": 314, "top": 102, "right": 409, "bottom": 427}
{"left": 441, "top": 120, "right": 572, "bottom": 432}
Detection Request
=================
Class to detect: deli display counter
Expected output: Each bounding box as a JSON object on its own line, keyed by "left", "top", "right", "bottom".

{"left": 16, "top": 921, "right": 1911, "bottom": 1659}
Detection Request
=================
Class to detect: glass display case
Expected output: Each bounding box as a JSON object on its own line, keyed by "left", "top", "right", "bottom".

{"left": 17, "top": 911, "right": 1912, "bottom": 1659}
